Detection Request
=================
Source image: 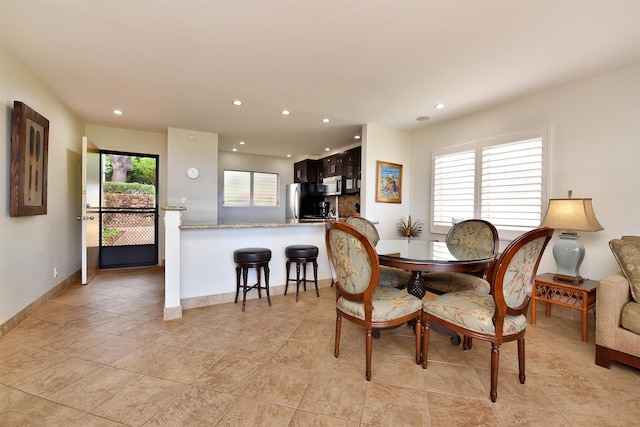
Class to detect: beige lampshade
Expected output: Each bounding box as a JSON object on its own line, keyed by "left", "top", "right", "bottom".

{"left": 540, "top": 198, "right": 604, "bottom": 232}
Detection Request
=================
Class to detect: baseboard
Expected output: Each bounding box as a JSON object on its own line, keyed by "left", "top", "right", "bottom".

{"left": 0, "top": 269, "right": 81, "bottom": 339}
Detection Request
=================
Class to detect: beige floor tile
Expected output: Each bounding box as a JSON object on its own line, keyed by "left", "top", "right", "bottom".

{"left": 297, "top": 371, "right": 367, "bottom": 422}
{"left": 426, "top": 391, "right": 500, "bottom": 427}
{"left": 289, "top": 409, "right": 353, "bottom": 426}
{"left": 90, "top": 374, "right": 185, "bottom": 425}
{"left": 216, "top": 396, "right": 296, "bottom": 426}
{"left": 0, "top": 347, "right": 69, "bottom": 385}
{"left": 193, "top": 356, "right": 267, "bottom": 395}
{"left": 0, "top": 384, "right": 86, "bottom": 426}
{"left": 10, "top": 357, "right": 102, "bottom": 398}
{"left": 140, "top": 385, "right": 236, "bottom": 426}
{"left": 361, "top": 382, "right": 430, "bottom": 426}
{"left": 241, "top": 361, "right": 314, "bottom": 408}
{"left": 422, "top": 360, "right": 485, "bottom": 399}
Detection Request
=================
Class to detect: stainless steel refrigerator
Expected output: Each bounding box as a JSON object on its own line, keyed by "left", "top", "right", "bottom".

{"left": 286, "top": 182, "right": 324, "bottom": 221}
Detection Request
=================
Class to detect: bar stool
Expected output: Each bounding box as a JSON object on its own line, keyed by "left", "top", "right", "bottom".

{"left": 285, "top": 245, "right": 319, "bottom": 302}
{"left": 234, "top": 247, "right": 272, "bottom": 312}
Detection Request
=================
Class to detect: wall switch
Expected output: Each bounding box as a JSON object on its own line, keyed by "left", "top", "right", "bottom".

{"left": 181, "top": 197, "right": 187, "bottom": 203}
{"left": 54, "top": 267, "right": 58, "bottom": 278}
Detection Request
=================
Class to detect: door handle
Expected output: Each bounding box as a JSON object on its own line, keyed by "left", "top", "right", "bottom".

{"left": 77, "top": 216, "right": 95, "bottom": 221}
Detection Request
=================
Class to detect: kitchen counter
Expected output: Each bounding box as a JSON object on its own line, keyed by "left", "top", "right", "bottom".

{"left": 180, "top": 219, "right": 331, "bottom": 230}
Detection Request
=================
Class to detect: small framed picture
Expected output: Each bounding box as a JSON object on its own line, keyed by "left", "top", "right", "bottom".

{"left": 376, "top": 161, "right": 402, "bottom": 203}
{"left": 11, "top": 101, "right": 49, "bottom": 216}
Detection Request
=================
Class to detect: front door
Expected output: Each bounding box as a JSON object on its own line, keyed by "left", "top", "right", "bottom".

{"left": 99, "top": 151, "right": 159, "bottom": 269}
{"left": 81, "top": 137, "right": 100, "bottom": 284}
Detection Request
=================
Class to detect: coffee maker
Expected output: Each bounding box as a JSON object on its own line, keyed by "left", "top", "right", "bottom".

{"left": 319, "top": 201, "right": 331, "bottom": 218}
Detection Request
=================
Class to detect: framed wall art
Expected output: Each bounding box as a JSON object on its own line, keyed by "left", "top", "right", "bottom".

{"left": 375, "top": 161, "right": 402, "bottom": 203}
{"left": 11, "top": 101, "right": 49, "bottom": 216}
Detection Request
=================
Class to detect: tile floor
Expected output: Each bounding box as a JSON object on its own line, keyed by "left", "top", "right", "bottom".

{"left": 1, "top": 267, "right": 639, "bottom": 426}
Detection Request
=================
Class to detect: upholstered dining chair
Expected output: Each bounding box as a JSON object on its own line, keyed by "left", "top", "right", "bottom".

{"left": 421, "top": 227, "right": 553, "bottom": 402}
{"left": 345, "top": 216, "right": 412, "bottom": 288}
{"left": 325, "top": 221, "right": 422, "bottom": 380}
{"left": 422, "top": 219, "right": 500, "bottom": 295}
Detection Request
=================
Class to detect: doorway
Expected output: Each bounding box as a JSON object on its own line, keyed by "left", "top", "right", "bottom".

{"left": 99, "top": 151, "right": 159, "bottom": 269}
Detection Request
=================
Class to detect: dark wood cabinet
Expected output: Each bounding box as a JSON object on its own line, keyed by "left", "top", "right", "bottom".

{"left": 343, "top": 147, "right": 361, "bottom": 193}
{"left": 323, "top": 153, "right": 344, "bottom": 177}
{"left": 293, "top": 159, "right": 320, "bottom": 183}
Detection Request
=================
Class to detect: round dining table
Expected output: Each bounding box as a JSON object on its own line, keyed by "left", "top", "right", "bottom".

{"left": 376, "top": 239, "right": 494, "bottom": 299}
{"left": 377, "top": 239, "right": 495, "bottom": 345}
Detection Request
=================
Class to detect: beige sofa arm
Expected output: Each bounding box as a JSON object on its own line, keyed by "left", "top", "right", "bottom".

{"left": 596, "top": 272, "right": 631, "bottom": 348}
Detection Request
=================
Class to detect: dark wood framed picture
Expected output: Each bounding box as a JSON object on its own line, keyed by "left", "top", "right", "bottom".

{"left": 375, "top": 161, "right": 402, "bottom": 203}
{"left": 11, "top": 101, "right": 49, "bottom": 216}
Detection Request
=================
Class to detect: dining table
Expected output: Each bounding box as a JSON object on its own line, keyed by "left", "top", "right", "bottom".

{"left": 376, "top": 239, "right": 495, "bottom": 344}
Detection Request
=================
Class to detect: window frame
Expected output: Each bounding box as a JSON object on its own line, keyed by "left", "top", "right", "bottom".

{"left": 430, "top": 128, "right": 549, "bottom": 240}
{"left": 222, "top": 169, "right": 279, "bottom": 208}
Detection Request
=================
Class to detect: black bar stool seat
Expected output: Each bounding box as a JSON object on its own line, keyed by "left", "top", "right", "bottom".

{"left": 285, "top": 245, "right": 319, "bottom": 302}
{"left": 234, "top": 247, "right": 272, "bottom": 312}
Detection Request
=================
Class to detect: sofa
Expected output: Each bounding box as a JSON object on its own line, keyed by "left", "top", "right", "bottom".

{"left": 595, "top": 236, "right": 640, "bottom": 369}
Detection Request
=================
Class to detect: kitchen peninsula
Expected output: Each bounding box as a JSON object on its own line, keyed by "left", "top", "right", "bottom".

{"left": 162, "top": 206, "right": 332, "bottom": 320}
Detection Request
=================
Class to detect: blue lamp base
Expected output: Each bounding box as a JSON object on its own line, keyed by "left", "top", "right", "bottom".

{"left": 552, "top": 232, "right": 585, "bottom": 283}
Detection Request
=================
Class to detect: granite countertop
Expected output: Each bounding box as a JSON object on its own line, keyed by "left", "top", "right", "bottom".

{"left": 180, "top": 219, "right": 334, "bottom": 230}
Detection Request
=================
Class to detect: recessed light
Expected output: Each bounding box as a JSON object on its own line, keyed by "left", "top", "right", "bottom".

{"left": 239, "top": 141, "right": 245, "bottom": 145}
{"left": 354, "top": 135, "right": 361, "bottom": 139}
{"left": 416, "top": 116, "right": 430, "bottom": 121}
{"left": 322, "top": 118, "right": 330, "bottom": 123}
{"left": 233, "top": 100, "right": 242, "bottom": 106}
{"left": 232, "top": 148, "right": 237, "bottom": 152}
{"left": 286, "top": 154, "right": 292, "bottom": 158}
{"left": 282, "top": 110, "right": 290, "bottom": 115}
{"left": 325, "top": 147, "right": 330, "bottom": 151}
{"left": 435, "top": 103, "right": 445, "bottom": 109}
{"left": 113, "top": 109, "right": 123, "bottom": 115}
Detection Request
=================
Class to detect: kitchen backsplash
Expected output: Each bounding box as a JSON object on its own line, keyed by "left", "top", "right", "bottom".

{"left": 326, "top": 193, "right": 360, "bottom": 218}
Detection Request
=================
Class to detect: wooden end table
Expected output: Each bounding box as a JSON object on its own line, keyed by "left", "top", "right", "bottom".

{"left": 531, "top": 273, "right": 598, "bottom": 342}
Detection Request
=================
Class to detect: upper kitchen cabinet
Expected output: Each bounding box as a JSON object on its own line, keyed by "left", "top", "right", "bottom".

{"left": 344, "top": 146, "right": 361, "bottom": 193}
{"left": 294, "top": 159, "right": 320, "bottom": 183}
{"left": 323, "top": 153, "right": 344, "bottom": 177}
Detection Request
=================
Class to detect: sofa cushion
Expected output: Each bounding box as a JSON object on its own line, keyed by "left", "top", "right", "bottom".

{"left": 621, "top": 301, "right": 640, "bottom": 335}
{"left": 609, "top": 239, "right": 640, "bottom": 303}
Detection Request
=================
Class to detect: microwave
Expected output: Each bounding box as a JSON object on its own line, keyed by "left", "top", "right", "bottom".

{"left": 322, "top": 176, "right": 343, "bottom": 196}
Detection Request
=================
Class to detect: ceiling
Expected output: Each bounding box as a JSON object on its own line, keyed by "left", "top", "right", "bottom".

{"left": 2, "top": 1, "right": 639, "bottom": 159}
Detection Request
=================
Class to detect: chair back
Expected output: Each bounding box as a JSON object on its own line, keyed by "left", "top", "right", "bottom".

{"left": 488, "top": 227, "right": 553, "bottom": 334}
{"left": 325, "top": 221, "right": 379, "bottom": 302}
{"left": 345, "top": 216, "right": 381, "bottom": 246}
{"left": 446, "top": 219, "right": 499, "bottom": 260}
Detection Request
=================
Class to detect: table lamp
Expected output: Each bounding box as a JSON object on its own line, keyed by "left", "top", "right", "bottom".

{"left": 539, "top": 191, "right": 603, "bottom": 283}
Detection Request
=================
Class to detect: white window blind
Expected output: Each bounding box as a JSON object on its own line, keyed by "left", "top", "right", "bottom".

{"left": 223, "top": 170, "right": 278, "bottom": 207}
{"left": 481, "top": 138, "right": 544, "bottom": 231}
{"left": 223, "top": 170, "right": 251, "bottom": 206}
{"left": 431, "top": 129, "right": 547, "bottom": 237}
{"left": 253, "top": 172, "right": 278, "bottom": 206}
{"left": 433, "top": 150, "right": 475, "bottom": 227}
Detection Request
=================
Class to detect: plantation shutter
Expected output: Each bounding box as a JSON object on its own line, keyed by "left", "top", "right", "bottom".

{"left": 223, "top": 170, "right": 250, "bottom": 206}
{"left": 253, "top": 172, "right": 278, "bottom": 206}
{"left": 480, "top": 138, "right": 544, "bottom": 231}
{"left": 432, "top": 150, "right": 475, "bottom": 227}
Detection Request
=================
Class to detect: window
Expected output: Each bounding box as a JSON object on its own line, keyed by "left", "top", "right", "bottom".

{"left": 223, "top": 170, "right": 278, "bottom": 207}
{"left": 432, "top": 129, "right": 547, "bottom": 237}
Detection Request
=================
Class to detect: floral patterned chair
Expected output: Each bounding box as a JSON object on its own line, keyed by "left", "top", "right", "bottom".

{"left": 345, "top": 216, "right": 412, "bottom": 288}
{"left": 422, "top": 219, "right": 499, "bottom": 295}
{"left": 421, "top": 227, "right": 553, "bottom": 402}
{"left": 325, "top": 221, "right": 422, "bottom": 380}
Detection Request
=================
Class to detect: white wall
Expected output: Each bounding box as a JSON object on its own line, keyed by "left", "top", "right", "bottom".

{"left": 217, "top": 151, "right": 293, "bottom": 224}
{"left": 409, "top": 63, "right": 640, "bottom": 281}
{"left": 0, "top": 45, "right": 85, "bottom": 325}
{"left": 167, "top": 127, "right": 218, "bottom": 222}
{"left": 85, "top": 125, "right": 168, "bottom": 262}
{"left": 361, "top": 123, "right": 412, "bottom": 239}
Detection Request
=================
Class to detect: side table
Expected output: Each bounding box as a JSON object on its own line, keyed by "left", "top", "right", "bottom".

{"left": 531, "top": 273, "right": 598, "bottom": 342}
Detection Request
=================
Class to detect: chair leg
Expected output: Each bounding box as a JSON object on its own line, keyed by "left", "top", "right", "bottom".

{"left": 234, "top": 266, "right": 241, "bottom": 304}
{"left": 518, "top": 336, "right": 526, "bottom": 384}
{"left": 415, "top": 315, "right": 422, "bottom": 364}
{"left": 242, "top": 267, "right": 249, "bottom": 312}
{"left": 295, "top": 261, "right": 301, "bottom": 302}
{"left": 313, "top": 258, "right": 319, "bottom": 297}
{"left": 463, "top": 336, "right": 473, "bottom": 351}
{"left": 264, "top": 264, "right": 271, "bottom": 306}
{"left": 365, "top": 327, "right": 373, "bottom": 381}
{"left": 490, "top": 343, "right": 500, "bottom": 402}
{"left": 421, "top": 320, "right": 431, "bottom": 368}
{"left": 301, "top": 261, "right": 307, "bottom": 292}
{"left": 256, "top": 267, "right": 262, "bottom": 299}
{"left": 284, "top": 260, "right": 291, "bottom": 295}
{"left": 334, "top": 313, "right": 342, "bottom": 358}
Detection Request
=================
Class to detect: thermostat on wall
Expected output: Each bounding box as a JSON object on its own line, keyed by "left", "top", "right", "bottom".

{"left": 187, "top": 167, "right": 200, "bottom": 179}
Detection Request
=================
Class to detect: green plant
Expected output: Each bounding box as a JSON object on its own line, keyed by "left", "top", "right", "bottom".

{"left": 102, "top": 182, "right": 155, "bottom": 195}
{"left": 102, "top": 227, "right": 119, "bottom": 245}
